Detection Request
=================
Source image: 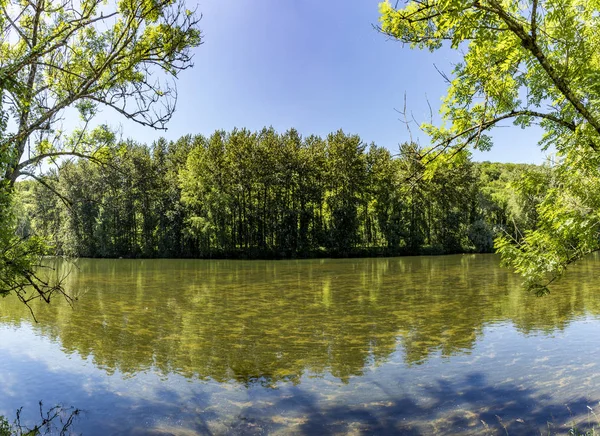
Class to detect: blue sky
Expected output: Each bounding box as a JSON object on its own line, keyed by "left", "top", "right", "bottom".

{"left": 109, "top": 0, "right": 550, "bottom": 164}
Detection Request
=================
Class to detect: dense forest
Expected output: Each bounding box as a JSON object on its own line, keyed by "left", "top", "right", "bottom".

{"left": 15, "top": 128, "right": 552, "bottom": 259}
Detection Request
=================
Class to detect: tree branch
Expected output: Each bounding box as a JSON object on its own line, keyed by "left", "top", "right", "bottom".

{"left": 531, "top": 0, "right": 538, "bottom": 41}
{"left": 480, "top": 0, "right": 600, "bottom": 145}
{"left": 19, "top": 171, "right": 72, "bottom": 208}
{"left": 16, "top": 151, "right": 108, "bottom": 174}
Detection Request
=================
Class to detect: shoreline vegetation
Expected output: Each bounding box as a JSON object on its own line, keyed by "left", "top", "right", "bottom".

{"left": 15, "top": 128, "right": 550, "bottom": 261}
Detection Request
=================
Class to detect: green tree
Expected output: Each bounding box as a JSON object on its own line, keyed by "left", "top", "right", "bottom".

{"left": 366, "top": 144, "right": 403, "bottom": 248}
{"left": 24, "top": 126, "right": 530, "bottom": 260}
{"left": 426, "top": 149, "right": 477, "bottom": 252}
{"left": 181, "top": 132, "right": 232, "bottom": 253}
{"left": 397, "top": 142, "right": 427, "bottom": 251}
{"left": 379, "top": 0, "right": 600, "bottom": 291}
{"left": 152, "top": 136, "right": 195, "bottom": 257}
{"left": 0, "top": 0, "right": 201, "bottom": 303}
{"left": 325, "top": 130, "right": 368, "bottom": 254}
{"left": 58, "top": 160, "right": 101, "bottom": 257}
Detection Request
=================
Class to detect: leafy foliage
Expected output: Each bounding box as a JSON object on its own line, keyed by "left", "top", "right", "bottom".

{"left": 379, "top": 0, "right": 600, "bottom": 291}
{"left": 0, "top": 184, "right": 69, "bottom": 315}
{"left": 17, "top": 128, "right": 546, "bottom": 259}
{"left": 0, "top": 0, "right": 201, "bottom": 304}
{"left": 0, "top": 416, "right": 9, "bottom": 436}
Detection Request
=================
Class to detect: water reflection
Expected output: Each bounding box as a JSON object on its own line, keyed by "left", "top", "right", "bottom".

{"left": 1, "top": 255, "right": 599, "bottom": 383}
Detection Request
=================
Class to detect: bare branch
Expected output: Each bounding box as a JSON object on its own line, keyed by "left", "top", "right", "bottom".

{"left": 19, "top": 171, "right": 72, "bottom": 208}
{"left": 420, "top": 108, "right": 579, "bottom": 165}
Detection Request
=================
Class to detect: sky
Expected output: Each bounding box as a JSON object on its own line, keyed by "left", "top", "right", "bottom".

{"left": 104, "top": 0, "right": 551, "bottom": 164}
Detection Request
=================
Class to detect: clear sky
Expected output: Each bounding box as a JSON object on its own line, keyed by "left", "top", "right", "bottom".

{"left": 108, "top": 0, "right": 551, "bottom": 164}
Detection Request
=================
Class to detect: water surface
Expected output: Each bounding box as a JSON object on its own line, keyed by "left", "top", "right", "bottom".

{"left": 1, "top": 255, "right": 599, "bottom": 435}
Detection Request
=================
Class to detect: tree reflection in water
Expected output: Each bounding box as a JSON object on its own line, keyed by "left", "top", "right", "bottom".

{"left": 0, "top": 254, "right": 599, "bottom": 434}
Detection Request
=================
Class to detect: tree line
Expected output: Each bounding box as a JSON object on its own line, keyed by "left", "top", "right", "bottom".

{"left": 15, "top": 128, "right": 552, "bottom": 259}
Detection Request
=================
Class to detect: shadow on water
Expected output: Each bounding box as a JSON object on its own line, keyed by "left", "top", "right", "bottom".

{"left": 20, "top": 372, "right": 588, "bottom": 435}
{"left": 5, "top": 342, "right": 597, "bottom": 435}
{"left": 206, "top": 372, "right": 596, "bottom": 436}
{"left": 104, "top": 372, "right": 597, "bottom": 436}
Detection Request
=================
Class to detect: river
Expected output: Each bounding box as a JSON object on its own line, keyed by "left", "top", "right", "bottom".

{"left": 1, "top": 255, "right": 599, "bottom": 435}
